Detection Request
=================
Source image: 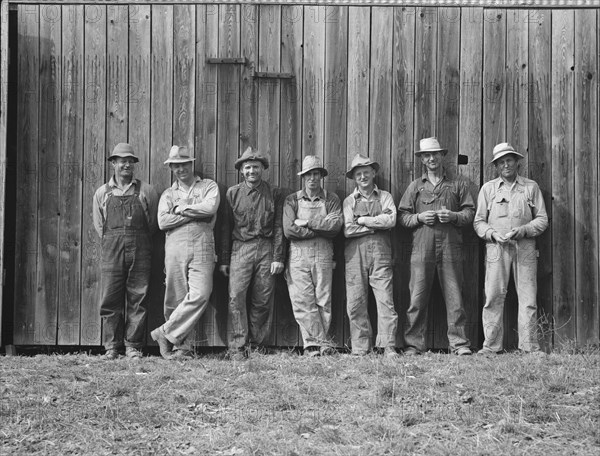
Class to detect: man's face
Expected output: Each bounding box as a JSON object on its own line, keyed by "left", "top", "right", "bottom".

{"left": 241, "top": 160, "right": 264, "bottom": 184}
{"left": 112, "top": 157, "right": 136, "bottom": 179}
{"left": 170, "top": 161, "right": 194, "bottom": 184}
{"left": 353, "top": 166, "right": 375, "bottom": 190}
{"left": 302, "top": 170, "right": 323, "bottom": 191}
{"left": 420, "top": 151, "right": 443, "bottom": 172}
{"left": 495, "top": 155, "right": 519, "bottom": 180}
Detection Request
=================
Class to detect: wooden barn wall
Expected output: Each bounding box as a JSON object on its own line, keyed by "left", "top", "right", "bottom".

{"left": 10, "top": 4, "right": 600, "bottom": 349}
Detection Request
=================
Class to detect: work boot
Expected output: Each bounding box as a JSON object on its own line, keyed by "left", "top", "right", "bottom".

{"left": 455, "top": 346, "right": 473, "bottom": 356}
{"left": 384, "top": 347, "right": 400, "bottom": 359}
{"left": 126, "top": 347, "right": 143, "bottom": 359}
{"left": 103, "top": 348, "right": 120, "bottom": 360}
{"left": 150, "top": 327, "right": 174, "bottom": 359}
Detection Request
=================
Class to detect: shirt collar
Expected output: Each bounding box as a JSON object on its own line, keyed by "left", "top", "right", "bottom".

{"left": 353, "top": 184, "right": 380, "bottom": 199}
{"left": 109, "top": 176, "right": 137, "bottom": 189}
{"left": 420, "top": 168, "right": 448, "bottom": 183}
{"left": 172, "top": 175, "right": 202, "bottom": 190}
{"left": 495, "top": 174, "right": 523, "bottom": 189}
{"left": 243, "top": 179, "right": 265, "bottom": 194}
{"left": 300, "top": 188, "right": 325, "bottom": 201}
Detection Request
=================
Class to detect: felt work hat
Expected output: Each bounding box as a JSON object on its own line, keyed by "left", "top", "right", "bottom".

{"left": 234, "top": 146, "right": 270, "bottom": 170}
{"left": 491, "top": 142, "right": 524, "bottom": 163}
{"left": 108, "top": 143, "right": 138, "bottom": 162}
{"left": 298, "top": 155, "right": 328, "bottom": 177}
{"left": 415, "top": 137, "right": 447, "bottom": 156}
{"left": 346, "top": 154, "right": 380, "bottom": 179}
{"left": 164, "top": 145, "right": 196, "bottom": 164}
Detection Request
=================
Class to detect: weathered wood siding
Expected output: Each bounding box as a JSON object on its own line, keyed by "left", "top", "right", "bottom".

{"left": 10, "top": 5, "right": 600, "bottom": 348}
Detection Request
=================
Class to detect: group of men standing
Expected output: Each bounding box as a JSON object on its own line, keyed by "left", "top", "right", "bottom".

{"left": 92, "top": 137, "right": 548, "bottom": 360}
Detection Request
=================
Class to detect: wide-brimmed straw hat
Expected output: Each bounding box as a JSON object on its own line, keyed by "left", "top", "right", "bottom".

{"left": 108, "top": 143, "right": 138, "bottom": 162}
{"left": 415, "top": 137, "right": 447, "bottom": 156}
{"left": 491, "top": 142, "right": 524, "bottom": 163}
{"left": 234, "top": 147, "right": 270, "bottom": 170}
{"left": 298, "top": 155, "right": 328, "bottom": 177}
{"left": 346, "top": 154, "right": 380, "bottom": 179}
{"left": 164, "top": 145, "right": 196, "bottom": 164}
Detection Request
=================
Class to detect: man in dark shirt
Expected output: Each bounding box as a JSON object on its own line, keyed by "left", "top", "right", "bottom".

{"left": 398, "top": 137, "right": 474, "bottom": 356}
{"left": 283, "top": 156, "right": 343, "bottom": 356}
{"left": 219, "top": 147, "right": 284, "bottom": 360}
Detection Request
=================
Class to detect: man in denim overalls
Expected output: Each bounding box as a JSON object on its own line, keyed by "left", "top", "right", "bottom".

{"left": 398, "top": 137, "right": 474, "bottom": 356}
{"left": 474, "top": 143, "right": 548, "bottom": 355}
{"left": 283, "top": 156, "right": 343, "bottom": 356}
{"left": 343, "top": 154, "right": 399, "bottom": 358}
{"left": 150, "top": 146, "right": 220, "bottom": 359}
{"left": 93, "top": 143, "right": 159, "bottom": 359}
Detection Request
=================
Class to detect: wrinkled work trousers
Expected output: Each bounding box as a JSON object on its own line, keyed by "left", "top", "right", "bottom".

{"left": 345, "top": 232, "right": 397, "bottom": 353}
{"left": 162, "top": 222, "right": 215, "bottom": 349}
{"left": 482, "top": 239, "right": 540, "bottom": 352}
{"left": 227, "top": 238, "right": 275, "bottom": 349}
{"left": 286, "top": 237, "right": 334, "bottom": 349}
{"left": 100, "top": 232, "right": 151, "bottom": 350}
{"left": 404, "top": 240, "right": 470, "bottom": 352}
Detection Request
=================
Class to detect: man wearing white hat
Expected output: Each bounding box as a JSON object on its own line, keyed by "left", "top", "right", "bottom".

{"left": 283, "top": 156, "right": 343, "bottom": 356}
{"left": 474, "top": 143, "right": 548, "bottom": 355}
{"left": 150, "top": 146, "right": 220, "bottom": 359}
{"left": 219, "top": 147, "right": 285, "bottom": 360}
{"left": 93, "top": 143, "right": 159, "bottom": 359}
{"left": 398, "top": 137, "right": 474, "bottom": 356}
{"left": 343, "top": 153, "right": 399, "bottom": 358}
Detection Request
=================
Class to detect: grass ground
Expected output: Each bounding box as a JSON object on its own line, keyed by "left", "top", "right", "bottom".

{"left": 1, "top": 348, "right": 599, "bottom": 456}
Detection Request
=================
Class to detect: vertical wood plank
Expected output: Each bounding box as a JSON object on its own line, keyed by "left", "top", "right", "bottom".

{"left": 106, "top": 4, "right": 128, "bottom": 174}
{"left": 173, "top": 4, "right": 195, "bottom": 152}
{"left": 324, "top": 5, "right": 348, "bottom": 348}
{"left": 414, "top": 7, "right": 437, "bottom": 349}
{"left": 217, "top": 4, "right": 240, "bottom": 189}
{"left": 432, "top": 7, "right": 461, "bottom": 349}
{"left": 128, "top": 4, "right": 151, "bottom": 182}
{"left": 459, "top": 7, "right": 483, "bottom": 349}
{"left": 258, "top": 5, "right": 281, "bottom": 186}
{"left": 506, "top": 9, "right": 529, "bottom": 177}
{"left": 436, "top": 7, "right": 460, "bottom": 177}
{"left": 197, "top": 4, "right": 224, "bottom": 347}
{"left": 552, "top": 10, "right": 576, "bottom": 343}
{"left": 146, "top": 4, "right": 173, "bottom": 345}
{"left": 392, "top": 6, "right": 415, "bottom": 349}
{"left": 14, "top": 5, "right": 40, "bottom": 344}
{"left": 414, "top": 6, "right": 437, "bottom": 155}
{"left": 150, "top": 4, "right": 173, "bottom": 194}
{"left": 369, "top": 7, "right": 392, "bottom": 191}
{"left": 346, "top": 7, "right": 370, "bottom": 166}
{"left": 528, "top": 9, "right": 553, "bottom": 350}
{"left": 58, "top": 5, "right": 83, "bottom": 345}
{"left": 196, "top": 4, "right": 218, "bottom": 181}
{"left": 302, "top": 6, "right": 325, "bottom": 160}
{"left": 280, "top": 4, "right": 303, "bottom": 192}
{"left": 574, "top": 10, "right": 598, "bottom": 345}
{"left": 239, "top": 4, "right": 257, "bottom": 153}
{"left": 482, "top": 8, "right": 506, "bottom": 183}
{"left": 37, "top": 4, "right": 62, "bottom": 345}
{"left": 0, "top": 0, "right": 7, "bottom": 344}
{"left": 81, "top": 4, "right": 106, "bottom": 346}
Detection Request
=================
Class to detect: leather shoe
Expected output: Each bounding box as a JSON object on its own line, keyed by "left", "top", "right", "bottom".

{"left": 150, "top": 327, "right": 174, "bottom": 359}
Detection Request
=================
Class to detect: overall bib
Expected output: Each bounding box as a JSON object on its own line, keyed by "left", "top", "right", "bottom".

{"left": 100, "top": 181, "right": 151, "bottom": 350}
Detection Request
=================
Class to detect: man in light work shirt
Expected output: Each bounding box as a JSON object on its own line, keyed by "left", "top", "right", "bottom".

{"left": 92, "top": 143, "right": 159, "bottom": 359}
{"left": 219, "top": 147, "right": 285, "bottom": 360}
{"left": 150, "top": 146, "right": 220, "bottom": 359}
{"left": 398, "top": 137, "right": 474, "bottom": 356}
{"left": 343, "top": 154, "right": 399, "bottom": 358}
{"left": 474, "top": 143, "right": 548, "bottom": 355}
{"left": 283, "top": 156, "right": 343, "bottom": 356}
